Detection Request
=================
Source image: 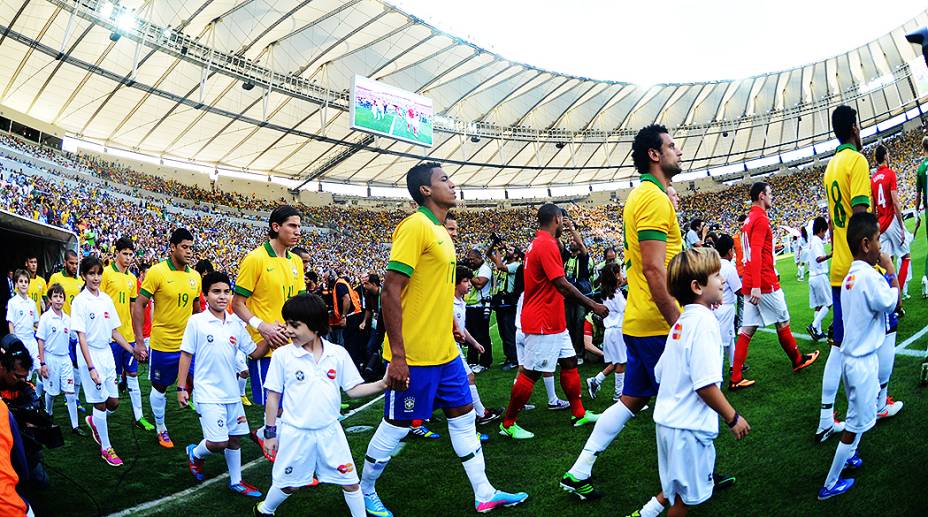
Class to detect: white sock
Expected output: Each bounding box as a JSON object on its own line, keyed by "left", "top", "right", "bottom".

{"left": 594, "top": 372, "right": 606, "bottom": 383}
{"left": 92, "top": 408, "right": 111, "bottom": 450}
{"left": 193, "top": 439, "right": 211, "bottom": 459}
{"left": 126, "top": 376, "right": 143, "bottom": 421}
{"left": 825, "top": 440, "right": 854, "bottom": 489}
{"left": 261, "top": 485, "right": 291, "bottom": 513}
{"left": 225, "top": 448, "right": 242, "bottom": 485}
{"left": 543, "top": 375, "right": 558, "bottom": 404}
{"left": 34, "top": 377, "right": 44, "bottom": 398}
{"left": 73, "top": 368, "right": 82, "bottom": 392}
{"left": 360, "top": 420, "right": 410, "bottom": 496}
{"left": 65, "top": 392, "right": 78, "bottom": 429}
{"left": 640, "top": 496, "right": 666, "bottom": 517}
{"left": 150, "top": 389, "right": 167, "bottom": 430}
{"left": 812, "top": 306, "right": 829, "bottom": 333}
{"left": 877, "top": 333, "right": 895, "bottom": 410}
{"left": 344, "top": 489, "right": 366, "bottom": 517}
{"left": 567, "top": 401, "right": 634, "bottom": 479}
{"left": 819, "top": 346, "right": 842, "bottom": 431}
{"left": 45, "top": 393, "right": 54, "bottom": 415}
{"left": 613, "top": 372, "right": 625, "bottom": 398}
{"left": 448, "top": 410, "right": 495, "bottom": 501}
{"left": 469, "top": 385, "right": 486, "bottom": 416}
{"left": 849, "top": 433, "right": 862, "bottom": 456}
{"left": 239, "top": 376, "right": 247, "bottom": 397}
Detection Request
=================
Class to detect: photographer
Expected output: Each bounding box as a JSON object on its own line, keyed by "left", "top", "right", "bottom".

{"left": 0, "top": 334, "right": 52, "bottom": 514}
{"left": 463, "top": 248, "right": 493, "bottom": 372}
{"left": 489, "top": 245, "right": 521, "bottom": 371}
{"left": 562, "top": 217, "right": 592, "bottom": 360}
{"left": 590, "top": 247, "right": 618, "bottom": 296}
{"left": 684, "top": 218, "right": 708, "bottom": 248}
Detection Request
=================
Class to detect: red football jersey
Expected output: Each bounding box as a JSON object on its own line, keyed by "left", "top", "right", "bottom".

{"left": 741, "top": 205, "right": 780, "bottom": 293}
{"left": 521, "top": 230, "right": 567, "bottom": 334}
{"left": 871, "top": 164, "right": 897, "bottom": 233}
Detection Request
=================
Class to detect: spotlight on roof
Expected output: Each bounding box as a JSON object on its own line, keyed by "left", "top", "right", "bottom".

{"left": 242, "top": 81, "right": 255, "bottom": 91}
{"left": 470, "top": 135, "right": 480, "bottom": 143}
{"left": 722, "top": 131, "right": 729, "bottom": 137}
{"left": 555, "top": 142, "right": 566, "bottom": 149}
{"left": 906, "top": 27, "right": 928, "bottom": 67}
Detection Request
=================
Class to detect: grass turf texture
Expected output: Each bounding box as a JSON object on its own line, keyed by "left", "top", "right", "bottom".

{"left": 29, "top": 221, "right": 928, "bottom": 516}
{"left": 352, "top": 106, "right": 434, "bottom": 146}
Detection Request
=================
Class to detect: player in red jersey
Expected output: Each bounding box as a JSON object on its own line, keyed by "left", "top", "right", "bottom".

{"left": 499, "top": 204, "right": 607, "bottom": 439}
{"left": 729, "top": 182, "right": 819, "bottom": 390}
{"left": 871, "top": 144, "right": 912, "bottom": 302}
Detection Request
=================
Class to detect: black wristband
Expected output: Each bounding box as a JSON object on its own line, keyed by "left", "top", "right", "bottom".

{"left": 263, "top": 425, "right": 277, "bottom": 439}
{"left": 176, "top": 386, "right": 186, "bottom": 392}
{"left": 40, "top": 362, "right": 46, "bottom": 366}
{"left": 727, "top": 412, "right": 740, "bottom": 429}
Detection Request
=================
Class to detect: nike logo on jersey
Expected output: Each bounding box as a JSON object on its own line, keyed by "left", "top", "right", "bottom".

{"left": 437, "top": 240, "right": 444, "bottom": 245}
{"left": 266, "top": 267, "right": 274, "bottom": 272}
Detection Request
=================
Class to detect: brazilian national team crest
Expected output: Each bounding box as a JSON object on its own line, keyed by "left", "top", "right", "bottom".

{"left": 672, "top": 323, "right": 683, "bottom": 340}
{"left": 292, "top": 266, "right": 298, "bottom": 278}
{"left": 404, "top": 396, "right": 415, "bottom": 411}
{"left": 189, "top": 278, "right": 196, "bottom": 288}
{"left": 295, "top": 370, "right": 305, "bottom": 381}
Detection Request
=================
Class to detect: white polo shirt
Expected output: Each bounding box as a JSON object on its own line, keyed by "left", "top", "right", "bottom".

{"left": 5, "top": 295, "right": 37, "bottom": 343}
{"left": 181, "top": 310, "right": 257, "bottom": 404}
{"left": 36, "top": 310, "right": 71, "bottom": 356}
{"left": 653, "top": 304, "right": 723, "bottom": 435}
{"left": 809, "top": 235, "right": 829, "bottom": 277}
{"left": 719, "top": 258, "right": 741, "bottom": 307}
{"left": 840, "top": 261, "right": 898, "bottom": 357}
{"left": 71, "top": 289, "right": 120, "bottom": 349}
{"left": 453, "top": 297, "right": 466, "bottom": 340}
{"left": 264, "top": 339, "right": 364, "bottom": 430}
{"left": 603, "top": 291, "right": 626, "bottom": 329}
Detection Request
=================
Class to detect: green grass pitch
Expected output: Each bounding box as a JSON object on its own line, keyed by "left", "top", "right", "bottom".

{"left": 352, "top": 106, "right": 434, "bottom": 146}
{"left": 28, "top": 220, "right": 928, "bottom": 516}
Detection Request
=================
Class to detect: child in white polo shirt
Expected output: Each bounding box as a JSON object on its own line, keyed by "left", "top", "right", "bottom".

{"left": 586, "top": 262, "right": 627, "bottom": 402}
{"left": 254, "top": 293, "right": 393, "bottom": 517}
{"left": 629, "top": 247, "right": 751, "bottom": 517}
{"left": 6, "top": 269, "right": 39, "bottom": 388}
{"left": 818, "top": 213, "right": 898, "bottom": 501}
{"left": 177, "top": 271, "right": 269, "bottom": 497}
{"left": 36, "top": 283, "right": 84, "bottom": 437}
{"left": 71, "top": 256, "right": 139, "bottom": 467}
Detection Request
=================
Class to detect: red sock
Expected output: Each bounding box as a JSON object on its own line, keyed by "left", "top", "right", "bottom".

{"left": 559, "top": 367, "right": 586, "bottom": 419}
{"left": 731, "top": 333, "right": 752, "bottom": 383}
{"left": 777, "top": 325, "right": 802, "bottom": 366}
{"left": 411, "top": 419, "right": 423, "bottom": 427}
{"left": 503, "top": 372, "right": 536, "bottom": 428}
{"left": 899, "top": 257, "right": 910, "bottom": 291}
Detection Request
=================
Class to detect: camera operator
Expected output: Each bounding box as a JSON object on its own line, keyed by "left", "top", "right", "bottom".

{"left": 463, "top": 248, "right": 493, "bottom": 372}
{"left": 684, "top": 217, "right": 709, "bottom": 248}
{"left": 590, "top": 247, "right": 618, "bottom": 296}
{"left": 562, "top": 217, "right": 593, "bottom": 361}
{"left": 0, "top": 334, "right": 50, "bottom": 515}
{"left": 489, "top": 245, "right": 522, "bottom": 371}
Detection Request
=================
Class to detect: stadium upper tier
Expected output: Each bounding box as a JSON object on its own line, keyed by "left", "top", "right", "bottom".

{"left": 0, "top": 0, "right": 927, "bottom": 188}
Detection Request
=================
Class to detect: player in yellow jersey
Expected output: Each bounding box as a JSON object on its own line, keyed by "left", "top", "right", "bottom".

{"left": 24, "top": 255, "right": 46, "bottom": 315}
{"left": 132, "top": 229, "right": 201, "bottom": 448}
{"left": 232, "top": 206, "right": 306, "bottom": 411}
{"left": 358, "top": 162, "right": 526, "bottom": 516}
{"left": 46, "top": 251, "right": 83, "bottom": 315}
{"left": 815, "top": 105, "right": 876, "bottom": 442}
{"left": 101, "top": 237, "right": 154, "bottom": 431}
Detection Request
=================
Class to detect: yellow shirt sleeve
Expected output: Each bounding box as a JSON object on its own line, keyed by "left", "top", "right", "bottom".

{"left": 386, "top": 216, "right": 427, "bottom": 276}
{"left": 849, "top": 155, "right": 872, "bottom": 209}
{"left": 634, "top": 189, "right": 672, "bottom": 241}
{"left": 234, "top": 252, "right": 259, "bottom": 298}
{"left": 140, "top": 264, "right": 160, "bottom": 299}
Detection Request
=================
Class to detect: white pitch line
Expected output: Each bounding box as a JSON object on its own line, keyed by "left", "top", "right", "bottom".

{"left": 107, "top": 393, "right": 385, "bottom": 517}
{"left": 759, "top": 324, "right": 928, "bottom": 357}
{"left": 895, "top": 324, "right": 928, "bottom": 352}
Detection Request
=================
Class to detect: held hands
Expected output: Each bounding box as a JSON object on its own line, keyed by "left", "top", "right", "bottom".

{"left": 133, "top": 343, "right": 148, "bottom": 362}
{"left": 177, "top": 390, "right": 189, "bottom": 408}
{"left": 749, "top": 287, "right": 762, "bottom": 305}
{"left": 729, "top": 414, "right": 751, "bottom": 440}
{"left": 452, "top": 326, "right": 466, "bottom": 343}
{"left": 592, "top": 302, "right": 609, "bottom": 318}
{"left": 39, "top": 365, "right": 48, "bottom": 379}
{"left": 385, "top": 358, "right": 411, "bottom": 391}
{"left": 263, "top": 436, "right": 278, "bottom": 460}
{"left": 259, "top": 321, "right": 289, "bottom": 348}
{"left": 90, "top": 368, "right": 101, "bottom": 386}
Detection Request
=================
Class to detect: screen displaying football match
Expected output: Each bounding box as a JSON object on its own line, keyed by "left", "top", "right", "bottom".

{"left": 350, "top": 75, "right": 434, "bottom": 147}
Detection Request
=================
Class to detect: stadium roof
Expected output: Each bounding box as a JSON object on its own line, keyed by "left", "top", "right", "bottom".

{"left": 1, "top": 0, "right": 927, "bottom": 190}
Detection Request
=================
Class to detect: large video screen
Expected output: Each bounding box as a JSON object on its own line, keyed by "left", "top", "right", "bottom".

{"left": 350, "top": 75, "right": 434, "bottom": 147}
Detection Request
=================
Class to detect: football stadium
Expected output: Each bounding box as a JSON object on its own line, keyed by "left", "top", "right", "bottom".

{"left": 2, "top": 0, "right": 928, "bottom": 515}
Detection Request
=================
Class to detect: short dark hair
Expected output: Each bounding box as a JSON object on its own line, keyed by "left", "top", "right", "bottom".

{"left": 875, "top": 144, "right": 887, "bottom": 164}
{"left": 455, "top": 265, "right": 473, "bottom": 285}
{"left": 201, "top": 271, "right": 231, "bottom": 293}
{"left": 406, "top": 162, "right": 441, "bottom": 205}
{"left": 737, "top": 214, "right": 747, "bottom": 223}
{"left": 269, "top": 205, "right": 301, "bottom": 239}
{"left": 537, "top": 203, "right": 561, "bottom": 227}
{"left": 690, "top": 218, "right": 703, "bottom": 231}
{"left": 749, "top": 182, "right": 769, "bottom": 202}
{"left": 366, "top": 273, "right": 380, "bottom": 286}
{"left": 194, "top": 259, "right": 214, "bottom": 275}
{"left": 631, "top": 124, "right": 669, "bottom": 174}
{"left": 80, "top": 255, "right": 103, "bottom": 276}
{"left": 0, "top": 334, "right": 33, "bottom": 373}
{"left": 306, "top": 270, "right": 318, "bottom": 283}
{"left": 831, "top": 105, "right": 858, "bottom": 144}
{"left": 714, "top": 234, "right": 734, "bottom": 257}
{"left": 281, "top": 293, "right": 330, "bottom": 337}
{"left": 847, "top": 212, "right": 879, "bottom": 257}
{"left": 445, "top": 211, "right": 455, "bottom": 221}
{"left": 138, "top": 262, "right": 151, "bottom": 273}
{"left": 170, "top": 228, "right": 194, "bottom": 246}
{"left": 115, "top": 237, "right": 134, "bottom": 252}
{"left": 12, "top": 269, "right": 29, "bottom": 284}
{"left": 46, "top": 283, "right": 65, "bottom": 299}
{"left": 813, "top": 216, "right": 828, "bottom": 235}
{"left": 603, "top": 247, "right": 616, "bottom": 259}
{"left": 64, "top": 249, "right": 79, "bottom": 259}
{"left": 292, "top": 246, "right": 309, "bottom": 256}
{"left": 24, "top": 254, "right": 37, "bottom": 261}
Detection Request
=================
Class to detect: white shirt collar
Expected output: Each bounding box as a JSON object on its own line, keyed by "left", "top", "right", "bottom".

{"left": 683, "top": 303, "right": 713, "bottom": 316}
{"left": 202, "top": 309, "right": 228, "bottom": 325}
{"left": 290, "top": 338, "right": 335, "bottom": 361}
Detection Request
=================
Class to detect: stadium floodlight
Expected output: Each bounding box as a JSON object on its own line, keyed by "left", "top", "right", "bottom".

{"left": 906, "top": 27, "right": 928, "bottom": 66}
{"left": 242, "top": 81, "right": 255, "bottom": 91}
{"left": 470, "top": 135, "right": 480, "bottom": 143}
{"left": 109, "top": 31, "right": 120, "bottom": 42}
{"left": 100, "top": 1, "right": 115, "bottom": 19}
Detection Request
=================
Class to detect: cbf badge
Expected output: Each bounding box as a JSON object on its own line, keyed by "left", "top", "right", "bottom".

{"left": 404, "top": 397, "right": 415, "bottom": 411}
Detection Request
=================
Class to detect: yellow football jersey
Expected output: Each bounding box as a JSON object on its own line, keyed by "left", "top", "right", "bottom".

{"left": 823, "top": 143, "right": 871, "bottom": 286}
{"left": 46, "top": 271, "right": 83, "bottom": 315}
{"left": 383, "top": 207, "right": 458, "bottom": 366}
{"left": 233, "top": 242, "right": 306, "bottom": 354}
{"left": 101, "top": 264, "right": 138, "bottom": 342}
{"left": 622, "top": 174, "right": 683, "bottom": 337}
{"left": 27, "top": 276, "right": 46, "bottom": 314}
{"left": 139, "top": 260, "right": 201, "bottom": 352}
